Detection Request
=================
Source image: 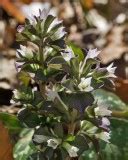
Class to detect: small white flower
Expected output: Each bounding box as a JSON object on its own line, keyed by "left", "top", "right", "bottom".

{"left": 96, "top": 131, "right": 111, "bottom": 143}
{"left": 63, "top": 142, "right": 79, "bottom": 157}
{"left": 13, "top": 89, "right": 20, "bottom": 99}
{"left": 21, "top": 2, "right": 51, "bottom": 21}
{"left": 61, "top": 46, "right": 74, "bottom": 61}
{"left": 46, "top": 89, "right": 59, "bottom": 101}
{"left": 47, "top": 138, "right": 61, "bottom": 149}
{"left": 32, "top": 87, "right": 37, "bottom": 92}
{"left": 78, "top": 77, "right": 93, "bottom": 92}
{"left": 16, "top": 45, "right": 26, "bottom": 57}
{"left": 86, "top": 48, "right": 100, "bottom": 60}
{"left": 94, "top": 100, "right": 112, "bottom": 117}
{"left": 10, "top": 99, "right": 15, "bottom": 104}
{"left": 68, "top": 146, "right": 79, "bottom": 157}
{"left": 106, "top": 63, "right": 116, "bottom": 78}
{"left": 16, "top": 45, "right": 33, "bottom": 58}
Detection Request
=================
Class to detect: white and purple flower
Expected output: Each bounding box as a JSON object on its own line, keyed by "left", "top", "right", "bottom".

{"left": 94, "top": 100, "right": 112, "bottom": 117}
{"left": 63, "top": 142, "right": 79, "bottom": 157}
{"left": 47, "top": 138, "right": 61, "bottom": 149}
{"left": 86, "top": 48, "right": 100, "bottom": 60}
{"left": 61, "top": 46, "right": 74, "bottom": 61}
{"left": 96, "top": 131, "right": 111, "bottom": 143}
{"left": 106, "top": 63, "right": 117, "bottom": 78}
{"left": 99, "top": 117, "right": 110, "bottom": 131}
{"left": 78, "top": 77, "right": 93, "bottom": 92}
{"left": 16, "top": 45, "right": 33, "bottom": 58}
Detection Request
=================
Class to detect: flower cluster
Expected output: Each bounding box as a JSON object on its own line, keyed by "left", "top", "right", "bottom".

{"left": 12, "top": 9, "right": 116, "bottom": 159}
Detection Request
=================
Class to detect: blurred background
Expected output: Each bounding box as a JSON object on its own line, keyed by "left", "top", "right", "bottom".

{"left": 0, "top": 0, "right": 128, "bottom": 160}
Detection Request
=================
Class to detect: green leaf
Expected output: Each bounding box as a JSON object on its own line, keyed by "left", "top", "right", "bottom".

{"left": 54, "top": 123, "right": 63, "bottom": 138}
{"left": 70, "top": 58, "right": 80, "bottom": 78}
{"left": 44, "top": 148, "right": 54, "bottom": 159}
{"left": 32, "top": 91, "right": 44, "bottom": 108}
{"left": 93, "top": 68, "right": 108, "bottom": 80}
{"left": 93, "top": 89, "right": 127, "bottom": 110}
{"left": 53, "top": 97, "right": 69, "bottom": 118}
{"left": 14, "top": 86, "right": 33, "bottom": 104}
{"left": 60, "top": 148, "right": 69, "bottom": 160}
{"left": 0, "top": 112, "right": 22, "bottom": 132}
{"left": 28, "top": 153, "right": 45, "bottom": 160}
{"left": 82, "top": 59, "right": 97, "bottom": 77}
{"left": 18, "top": 108, "right": 41, "bottom": 128}
{"left": 66, "top": 135, "right": 75, "bottom": 142}
{"left": 35, "top": 68, "right": 47, "bottom": 81}
{"left": 110, "top": 118, "right": 128, "bottom": 149}
{"left": 100, "top": 119, "right": 128, "bottom": 160}
{"left": 32, "top": 126, "right": 53, "bottom": 144}
{"left": 73, "top": 135, "right": 89, "bottom": 155}
{"left": 49, "top": 39, "right": 66, "bottom": 49}
{"left": 18, "top": 71, "right": 31, "bottom": 86}
{"left": 48, "top": 64, "right": 62, "bottom": 70}
{"left": 62, "top": 79, "right": 75, "bottom": 92}
{"left": 59, "top": 92, "right": 94, "bottom": 113}
{"left": 101, "top": 143, "right": 122, "bottom": 160}
{"left": 82, "top": 150, "right": 97, "bottom": 160}
{"left": 68, "top": 42, "right": 84, "bottom": 61}
{"left": 43, "top": 15, "right": 56, "bottom": 33}
{"left": 13, "top": 129, "right": 36, "bottom": 160}
{"left": 16, "top": 33, "right": 27, "bottom": 42}
{"left": 91, "top": 78, "right": 104, "bottom": 90}
{"left": 48, "top": 56, "right": 66, "bottom": 65}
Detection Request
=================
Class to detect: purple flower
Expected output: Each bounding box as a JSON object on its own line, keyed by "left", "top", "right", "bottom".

{"left": 15, "top": 61, "right": 24, "bottom": 72}
{"left": 99, "top": 117, "right": 110, "bottom": 131}
{"left": 39, "top": 8, "right": 50, "bottom": 20}
{"left": 17, "top": 25, "right": 24, "bottom": 33}
{"left": 86, "top": 48, "right": 100, "bottom": 60}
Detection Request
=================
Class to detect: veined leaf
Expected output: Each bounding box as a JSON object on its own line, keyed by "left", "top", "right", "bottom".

{"left": 0, "top": 112, "right": 22, "bottom": 132}
{"left": 13, "top": 129, "right": 36, "bottom": 160}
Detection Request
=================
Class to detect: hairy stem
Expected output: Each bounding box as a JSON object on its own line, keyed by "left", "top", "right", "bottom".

{"left": 68, "top": 123, "right": 76, "bottom": 135}
{"left": 39, "top": 82, "right": 46, "bottom": 99}
{"left": 38, "top": 41, "right": 46, "bottom": 98}
{"left": 39, "top": 42, "right": 44, "bottom": 66}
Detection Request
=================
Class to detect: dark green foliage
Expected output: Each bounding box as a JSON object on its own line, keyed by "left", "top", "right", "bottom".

{"left": 12, "top": 9, "right": 117, "bottom": 159}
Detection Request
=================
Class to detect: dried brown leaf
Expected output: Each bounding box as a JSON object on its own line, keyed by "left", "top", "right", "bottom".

{"left": 0, "top": 121, "right": 13, "bottom": 160}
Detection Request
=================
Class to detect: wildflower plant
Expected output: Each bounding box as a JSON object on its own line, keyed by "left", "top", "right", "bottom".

{"left": 12, "top": 9, "right": 116, "bottom": 160}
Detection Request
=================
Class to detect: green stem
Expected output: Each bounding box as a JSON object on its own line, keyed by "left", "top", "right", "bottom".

{"left": 39, "top": 42, "right": 44, "bottom": 67}
{"left": 39, "top": 82, "right": 46, "bottom": 99}
{"left": 38, "top": 41, "right": 46, "bottom": 98}
{"left": 68, "top": 122, "right": 76, "bottom": 135}
{"left": 112, "top": 110, "right": 128, "bottom": 119}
